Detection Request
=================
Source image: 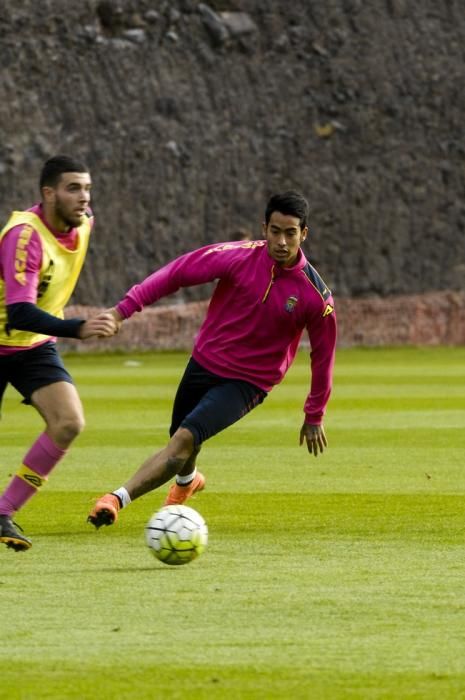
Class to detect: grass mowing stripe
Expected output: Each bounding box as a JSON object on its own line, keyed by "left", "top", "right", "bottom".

{"left": 0, "top": 347, "right": 464, "bottom": 699}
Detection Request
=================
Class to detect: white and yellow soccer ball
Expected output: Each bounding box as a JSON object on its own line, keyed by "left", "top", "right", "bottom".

{"left": 145, "top": 505, "right": 208, "bottom": 566}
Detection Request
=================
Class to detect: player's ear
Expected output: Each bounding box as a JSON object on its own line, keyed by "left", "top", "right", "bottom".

{"left": 301, "top": 226, "right": 309, "bottom": 242}
{"left": 41, "top": 186, "right": 55, "bottom": 204}
{"left": 261, "top": 221, "right": 267, "bottom": 239}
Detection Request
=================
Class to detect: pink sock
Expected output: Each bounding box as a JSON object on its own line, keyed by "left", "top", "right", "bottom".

{"left": 0, "top": 433, "right": 67, "bottom": 517}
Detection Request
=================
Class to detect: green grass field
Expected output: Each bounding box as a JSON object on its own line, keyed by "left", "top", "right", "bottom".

{"left": 1, "top": 347, "right": 465, "bottom": 699}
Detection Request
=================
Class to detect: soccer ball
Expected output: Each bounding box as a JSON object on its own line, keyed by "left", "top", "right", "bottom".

{"left": 145, "top": 505, "right": 208, "bottom": 566}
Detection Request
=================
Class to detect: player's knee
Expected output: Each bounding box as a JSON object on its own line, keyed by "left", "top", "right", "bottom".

{"left": 52, "top": 413, "right": 85, "bottom": 444}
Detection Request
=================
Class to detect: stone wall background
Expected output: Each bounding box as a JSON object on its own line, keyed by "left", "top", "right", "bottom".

{"left": 0, "top": 0, "right": 464, "bottom": 311}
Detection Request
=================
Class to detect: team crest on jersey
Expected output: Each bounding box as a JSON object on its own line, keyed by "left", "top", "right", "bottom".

{"left": 285, "top": 295, "right": 298, "bottom": 313}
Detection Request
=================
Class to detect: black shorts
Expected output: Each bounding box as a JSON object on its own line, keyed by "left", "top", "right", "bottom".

{"left": 0, "top": 341, "right": 73, "bottom": 407}
{"left": 170, "top": 357, "right": 267, "bottom": 447}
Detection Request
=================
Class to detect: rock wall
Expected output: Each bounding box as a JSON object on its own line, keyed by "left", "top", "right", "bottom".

{"left": 0, "top": 1, "right": 464, "bottom": 306}
{"left": 60, "top": 291, "right": 465, "bottom": 353}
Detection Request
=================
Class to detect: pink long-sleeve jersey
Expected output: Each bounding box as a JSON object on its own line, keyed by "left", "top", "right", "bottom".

{"left": 116, "top": 240, "right": 337, "bottom": 425}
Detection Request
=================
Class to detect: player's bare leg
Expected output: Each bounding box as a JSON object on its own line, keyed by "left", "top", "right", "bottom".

{"left": 1, "top": 382, "right": 84, "bottom": 551}
{"left": 123, "top": 428, "right": 195, "bottom": 499}
{"left": 88, "top": 428, "right": 204, "bottom": 528}
{"left": 173, "top": 446, "right": 200, "bottom": 478}
{"left": 32, "top": 381, "right": 85, "bottom": 449}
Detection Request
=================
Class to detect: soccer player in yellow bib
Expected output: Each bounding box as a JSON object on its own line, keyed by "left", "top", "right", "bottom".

{"left": 0, "top": 155, "right": 117, "bottom": 551}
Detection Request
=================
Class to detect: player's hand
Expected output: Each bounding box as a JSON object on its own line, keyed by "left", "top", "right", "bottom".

{"left": 103, "top": 307, "right": 124, "bottom": 334}
{"left": 79, "top": 312, "right": 119, "bottom": 339}
{"left": 299, "top": 422, "right": 327, "bottom": 457}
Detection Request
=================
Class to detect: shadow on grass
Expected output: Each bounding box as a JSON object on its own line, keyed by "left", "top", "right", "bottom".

{"left": 0, "top": 565, "right": 174, "bottom": 574}
{"left": 28, "top": 529, "right": 141, "bottom": 538}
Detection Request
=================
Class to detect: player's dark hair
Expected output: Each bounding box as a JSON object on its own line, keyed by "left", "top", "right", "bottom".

{"left": 39, "top": 155, "right": 89, "bottom": 190}
{"left": 265, "top": 190, "right": 309, "bottom": 230}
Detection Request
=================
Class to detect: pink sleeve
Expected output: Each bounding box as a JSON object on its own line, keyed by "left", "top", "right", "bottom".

{"left": 304, "top": 296, "right": 337, "bottom": 425}
{"left": 0, "top": 226, "right": 43, "bottom": 304}
{"left": 116, "top": 244, "right": 232, "bottom": 318}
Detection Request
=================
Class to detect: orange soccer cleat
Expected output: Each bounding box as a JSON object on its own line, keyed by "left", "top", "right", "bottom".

{"left": 87, "top": 493, "right": 120, "bottom": 529}
{"left": 164, "top": 472, "right": 206, "bottom": 506}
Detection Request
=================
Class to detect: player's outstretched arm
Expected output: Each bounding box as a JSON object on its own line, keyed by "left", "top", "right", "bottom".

{"left": 299, "top": 422, "right": 327, "bottom": 457}
{"left": 6, "top": 302, "right": 115, "bottom": 340}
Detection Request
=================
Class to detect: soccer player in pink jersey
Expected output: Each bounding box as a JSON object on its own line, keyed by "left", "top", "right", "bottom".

{"left": 0, "top": 155, "right": 117, "bottom": 551}
{"left": 88, "top": 191, "right": 337, "bottom": 529}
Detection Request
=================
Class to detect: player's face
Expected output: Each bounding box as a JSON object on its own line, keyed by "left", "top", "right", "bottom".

{"left": 48, "top": 172, "right": 92, "bottom": 230}
{"left": 263, "top": 211, "right": 308, "bottom": 267}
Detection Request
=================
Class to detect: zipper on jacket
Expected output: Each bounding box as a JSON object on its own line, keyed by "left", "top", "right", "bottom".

{"left": 262, "top": 265, "right": 275, "bottom": 302}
